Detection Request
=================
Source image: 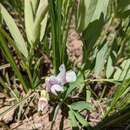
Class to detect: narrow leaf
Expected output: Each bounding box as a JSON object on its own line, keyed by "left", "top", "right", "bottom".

{"left": 33, "top": 0, "right": 48, "bottom": 42}
{"left": 74, "top": 112, "right": 88, "bottom": 127}
{"left": 0, "top": 4, "right": 28, "bottom": 58}
{"left": 31, "top": 0, "right": 39, "bottom": 14}
{"left": 106, "top": 56, "right": 114, "bottom": 78}
{"left": 40, "top": 12, "right": 48, "bottom": 41}
{"left": 24, "top": 0, "right": 34, "bottom": 44}
{"left": 0, "top": 34, "right": 28, "bottom": 92}
{"left": 77, "top": 0, "right": 109, "bottom": 32}
{"left": 69, "top": 109, "right": 78, "bottom": 128}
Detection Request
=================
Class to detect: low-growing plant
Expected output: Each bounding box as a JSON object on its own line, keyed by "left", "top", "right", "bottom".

{"left": 0, "top": 0, "right": 130, "bottom": 130}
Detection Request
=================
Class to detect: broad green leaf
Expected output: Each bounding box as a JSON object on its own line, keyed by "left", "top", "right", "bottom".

{"left": 74, "top": 112, "right": 88, "bottom": 127}
{"left": 77, "top": 0, "right": 109, "bottom": 32}
{"left": 0, "top": 34, "right": 28, "bottom": 92}
{"left": 69, "top": 109, "right": 78, "bottom": 128}
{"left": 94, "top": 44, "right": 109, "bottom": 76}
{"left": 24, "top": 0, "right": 34, "bottom": 44}
{"left": 106, "top": 56, "right": 114, "bottom": 78}
{"left": 33, "top": 0, "right": 48, "bottom": 42}
{"left": 0, "top": 4, "right": 28, "bottom": 58}
{"left": 71, "top": 101, "right": 92, "bottom": 111}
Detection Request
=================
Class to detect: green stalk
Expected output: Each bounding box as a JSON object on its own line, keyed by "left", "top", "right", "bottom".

{"left": 106, "top": 78, "right": 130, "bottom": 116}
{"left": 26, "top": 65, "right": 33, "bottom": 89}
{"left": 49, "top": 0, "right": 61, "bottom": 73}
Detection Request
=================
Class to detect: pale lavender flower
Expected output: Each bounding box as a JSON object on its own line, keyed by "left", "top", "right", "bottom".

{"left": 46, "top": 64, "right": 76, "bottom": 95}
{"left": 38, "top": 97, "right": 48, "bottom": 111}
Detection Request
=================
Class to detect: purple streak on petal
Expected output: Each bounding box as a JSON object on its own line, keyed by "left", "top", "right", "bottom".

{"left": 46, "top": 76, "right": 59, "bottom": 92}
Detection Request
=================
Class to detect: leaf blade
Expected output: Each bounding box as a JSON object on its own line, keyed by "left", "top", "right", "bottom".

{"left": 0, "top": 4, "right": 28, "bottom": 58}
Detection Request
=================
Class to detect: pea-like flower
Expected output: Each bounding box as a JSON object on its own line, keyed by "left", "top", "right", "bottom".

{"left": 46, "top": 64, "right": 76, "bottom": 95}
{"left": 38, "top": 97, "right": 48, "bottom": 111}
{"left": 38, "top": 90, "right": 49, "bottom": 112}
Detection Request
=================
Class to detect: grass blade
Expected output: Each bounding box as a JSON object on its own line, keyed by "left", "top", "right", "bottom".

{"left": 0, "top": 34, "right": 28, "bottom": 92}
{"left": 0, "top": 4, "right": 28, "bottom": 58}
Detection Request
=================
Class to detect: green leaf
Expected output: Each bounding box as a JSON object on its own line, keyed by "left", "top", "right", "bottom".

{"left": 49, "top": 0, "right": 61, "bottom": 73}
{"left": 114, "top": 59, "right": 130, "bottom": 81}
{"left": 31, "top": 0, "right": 39, "bottom": 14}
{"left": 74, "top": 112, "right": 88, "bottom": 127}
{"left": 107, "top": 78, "right": 130, "bottom": 115}
{"left": 71, "top": 101, "right": 92, "bottom": 111}
{"left": 82, "top": 16, "right": 104, "bottom": 57}
{"left": 40, "top": 12, "right": 48, "bottom": 41}
{"left": 24, "top": 0, "right": 34, "bottom": 44}
{"left": 115, "top": 93, "right": 130, "bottom": 110}
{"left": 52, "top": 104, "right": 60, "bottom": 122}
{"left": 0, "top": 27, "right": 24, "bottom": 62}
{"left": 94, "top": 44, "right": 109, "bottom": 77}
{"left": 69, "top": 109, "right": 78, "bottom": 128}
{"left": 106, "top": 56, "right": 114, "bottom": 78}
{"left": 113, "top": 67, "right": 122, "bottom": 80}
{"left": 0, "top": 34, "right": 28, "bottom": 92}
{"left": 120, "top": 59, "right": 130, "bottom": 80}
{"left": 33, "top": 0, "right": 48, "bottom": 42}
{"left": 0, "top": 4, "right": 28, "bottom": 58}
{"left": 77, "top": 0, "right": 109, "bottom": 32}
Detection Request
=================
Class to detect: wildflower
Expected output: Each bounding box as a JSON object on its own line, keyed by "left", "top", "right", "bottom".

{"left": 38, "top": 90, "right": 49, "bottom": 111}
{"left": 46, "top": 64, "right": 76, "bottom": 95}
{"left": 38, "top": 97, "right": 48, "bottom": 111}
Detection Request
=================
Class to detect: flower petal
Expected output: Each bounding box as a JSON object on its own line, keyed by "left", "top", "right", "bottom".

{"left": 66, "top": 70, "right": 76, "bottom": 83}
{"left": 50, "top": 86, "right": 57, "bottom": 95}
{"left": 38, "top": 97, "right": 48, "bottom": 111}
{"left": 56, "top": 64, "right": 66, "bottom": 85}
{"left": 54, "top": 85, "right": 64, "bottom": 92}
{"left": 45, "top": 76, "right": 58, "bottom": 92}
{"left": 51, "top": 84, "right": 64, "bottom": 95}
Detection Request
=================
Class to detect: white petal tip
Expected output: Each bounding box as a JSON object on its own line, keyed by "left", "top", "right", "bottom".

{"left": 66, "top": 71, "right": 77, "bottom": 83}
